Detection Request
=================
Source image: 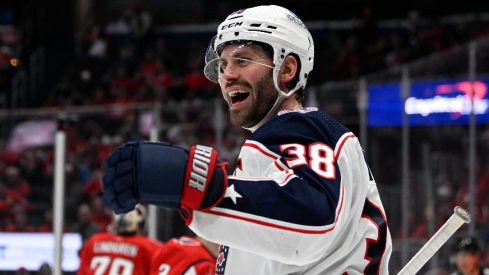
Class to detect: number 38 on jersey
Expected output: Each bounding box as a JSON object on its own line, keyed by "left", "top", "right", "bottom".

{"left": 280, "top": 142, "right": 336, "bottom": 179}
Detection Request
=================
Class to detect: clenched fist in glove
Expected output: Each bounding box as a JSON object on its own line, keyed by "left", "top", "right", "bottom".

{"left": 101, "top": 141, "right": 228, "bottom": 221}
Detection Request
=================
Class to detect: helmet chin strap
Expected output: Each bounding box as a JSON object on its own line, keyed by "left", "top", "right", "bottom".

{"left": 243, "top": 66, "right": 296, "bottom": 132}
{"left": 243, "top": 92, "right": 286, "bottom": 132}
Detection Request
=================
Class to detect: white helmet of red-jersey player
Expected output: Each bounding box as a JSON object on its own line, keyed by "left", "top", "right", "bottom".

{"left": 204, "top": 5, "right": 314, "bottom": 131}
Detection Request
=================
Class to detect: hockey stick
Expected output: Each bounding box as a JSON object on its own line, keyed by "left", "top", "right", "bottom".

{"left": 397, "top": 206, "right": 471, "bottom": 275}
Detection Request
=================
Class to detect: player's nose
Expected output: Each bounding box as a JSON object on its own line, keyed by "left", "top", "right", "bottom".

{"left": 221, "top": 63, "right": 240, "bottom": 82}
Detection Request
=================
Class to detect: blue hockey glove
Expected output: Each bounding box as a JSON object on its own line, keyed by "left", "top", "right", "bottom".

{"left": 101, "top": 141, "right": 228, "bottom": 217}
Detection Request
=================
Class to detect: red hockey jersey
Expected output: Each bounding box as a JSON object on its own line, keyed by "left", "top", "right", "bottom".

{"left": 78, "top": 232, "right": 162, "bottom": 275}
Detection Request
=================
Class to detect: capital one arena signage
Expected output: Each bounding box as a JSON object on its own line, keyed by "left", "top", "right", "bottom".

{"left": 368, "top": 78, "right": 489, "bottom": 127}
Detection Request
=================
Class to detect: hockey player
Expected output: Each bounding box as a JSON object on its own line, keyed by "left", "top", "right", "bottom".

{"left": 78, "top": 204, "right": 162, "bottom": 275}
{"left": 150, "top": 235, "right": 219, "bottom": 275}
{"left": 101, "top": 5, "right": 392, "bottom": 274}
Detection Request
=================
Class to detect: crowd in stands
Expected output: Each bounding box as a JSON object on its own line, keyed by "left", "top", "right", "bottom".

{"left": 1, "top": 3, "right": 489, "bottom": 273}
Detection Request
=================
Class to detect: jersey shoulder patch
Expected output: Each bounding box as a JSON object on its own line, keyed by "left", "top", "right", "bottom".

{"left": 278, "top": 107, "right": 318, "bottom": 115}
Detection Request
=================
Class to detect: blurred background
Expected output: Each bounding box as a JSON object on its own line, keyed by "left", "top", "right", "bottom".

{"left": 0, "top": 0, "right": 489, "bottom": 274}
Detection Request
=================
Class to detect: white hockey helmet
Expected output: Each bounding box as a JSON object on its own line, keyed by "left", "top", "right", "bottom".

{"left": 204, "top": 5, "right": 314, "bottom": 97}
{"left": 114, "top": 203, "right": 147, "bottom": 235}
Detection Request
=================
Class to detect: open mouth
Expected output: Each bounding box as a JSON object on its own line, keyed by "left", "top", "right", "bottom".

{"left": 229, "top": 90, "right": 250, "bottom": 105}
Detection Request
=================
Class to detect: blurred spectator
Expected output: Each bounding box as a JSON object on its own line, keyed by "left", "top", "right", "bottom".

{"left": 333, "top": 35, "right": 360, "bottom": 78}
{"left": 150, "top": 59, "right": 174, "bottom": 93}
{"left": 435, "top": 180, "right": 457, "bottom": 222}
{"left": 363, "top": 35, "right": 389, "bottom": 74}
{"left": 133, "top": 82, "right": 155, "bottom": 103}
{"left": 37, "top": 262, "right": 52, "bottom": 275}
{"left": 69, "top": 203, "right": 101, "bottom": 244}
{"left": 396, "top": 208, "right": 430, "bottom": 240}
{"left": 88, "top": 86, "right": 109, "bottom": 106}
{"left": 86, "top": 26, "right": 109, "bottom": 60}
{"left": 109, "top": 65, "right": 136, "bottom": 95}
{"left": 385, "top": 32, "right": 409, "bottom": 72}
{"left": 89, "top": 196, "right": 112, "bottom": 231}
{"left": 0, "top": 37, "right": 13, "bottom": 72}
{"left": 453, "top": 162, "right": 489, "bottom": 227}
{"left": 18, "top": 150, "right": 46, "bottom": 185}
{"left": 3, "top": 166, "right": 29, "bottom": 197}
{"left": 184, "top": 55, "right": 217, "bottom": 100}
{"left": 310, "top": 27, "right": 342, "bottom": 83}
{"left": 450, "top": 236, "right": 489, "bottom": 275}
{"left": 0, "top": 180, "right": 14, "bottom": 226}
{"left": 154, "top": 37, "right": 177, "bottom": 70}
{"left": 42, "top": 77, "right": 73, "bottom": 108}
{"left": 116, "top": 112, "right": 140, "bottom": 141}
{"left": 4, "top": 205, "right": 35, "bottom": 232}
{"left": 38, "top": 209, "right": 68, "bottom": 232}
{"left": 423, "top": 17, "right": 449, "bottom": 52}
{"left": 3, "top": 166, "right": 33, "bottom": 211}
{"left": 356, "top": 6, "right": 378, "bottom": 48}
{"left": 404, "top": 10, "right": 437, "bottom": 61}
{"left": 83, "top": 167, "right": 104, "bottom": 201}
{"left": 0, "top": 37, "right": 14, "bottom": 99}
{"left": 124, "top": 1, "right": 154, "bottom": 57}
{"left": 139, "top": 48, "right": 159, "bottom": 81}
{"left": 113, "top": 45, "right": 138, "bottom": 77}
{"left": 105, "top": 86, "right": 132, "bottom": 124}
{"left": 16, "top": 267, "right": 30, "bottom": 275}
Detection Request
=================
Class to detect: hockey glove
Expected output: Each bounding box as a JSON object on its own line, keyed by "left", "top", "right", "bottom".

{"left": 101, "top": 141, "right": 228, "bottom": 218}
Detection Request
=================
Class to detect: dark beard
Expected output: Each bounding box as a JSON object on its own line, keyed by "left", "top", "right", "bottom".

{"left": 230, "top": 70, "right": 277, "bottom": 128}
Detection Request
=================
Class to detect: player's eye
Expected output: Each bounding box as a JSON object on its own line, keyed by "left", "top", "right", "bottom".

{"left": 237, "top": 58, "right": 250, "bottom": 64}
{"left": 218, "top": 61, "right": 228, "bottom": 72}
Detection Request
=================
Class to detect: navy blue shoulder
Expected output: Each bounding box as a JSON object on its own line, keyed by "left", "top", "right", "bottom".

{"left": 250, "top": 108, "right": 351, "bottom": 148}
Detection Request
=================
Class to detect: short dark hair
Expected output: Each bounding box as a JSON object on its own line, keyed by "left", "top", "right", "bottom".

{"left": 452, "top": 236, "right": 481, "bottom": 254}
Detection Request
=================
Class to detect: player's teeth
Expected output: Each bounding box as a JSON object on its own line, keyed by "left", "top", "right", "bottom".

{"left": 229, "top": 90, "right": 249, "bottom": 97}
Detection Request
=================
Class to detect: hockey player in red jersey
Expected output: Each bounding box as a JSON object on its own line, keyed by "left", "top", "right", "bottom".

{"left": 150, "top": 235, "right": 219, "bottom": 275}
{"left": 101, "top": 5, "right": 392, "bottom": 274}
{"left": 78, "top": 204, "right": 162, "bottom": 275}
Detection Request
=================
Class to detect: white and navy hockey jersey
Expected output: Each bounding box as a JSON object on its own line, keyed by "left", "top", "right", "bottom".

{"left": 188, "top": 107, "right": 392, "bottom": 275}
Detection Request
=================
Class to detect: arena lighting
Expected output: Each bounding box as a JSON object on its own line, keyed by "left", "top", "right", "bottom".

{"left": 405, "top": 95, "right": 489, "bottom": 116}
{"left": 10, "top": 58, "right": 19, "bottom": 67}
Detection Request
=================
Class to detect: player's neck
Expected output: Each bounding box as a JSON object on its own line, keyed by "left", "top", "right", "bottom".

{"left": 276, "top": 96, "right": 303, "bottom": 114}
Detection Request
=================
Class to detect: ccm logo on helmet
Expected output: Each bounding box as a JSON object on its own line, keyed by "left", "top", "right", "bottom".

{"left": 221, "top": 22, "right": 243, "bottom": 30}
{"left": 188, "top": 145, "right": 214, "bottom": 191}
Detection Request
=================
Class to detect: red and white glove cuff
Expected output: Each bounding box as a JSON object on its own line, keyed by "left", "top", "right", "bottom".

{"left": 180, "top": 145, "right": 228, "bottom": 214}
